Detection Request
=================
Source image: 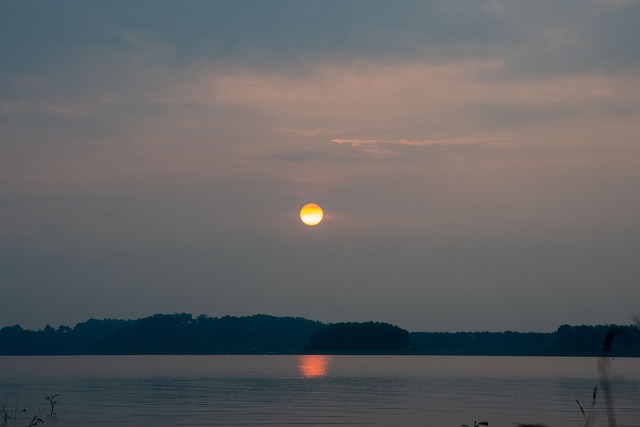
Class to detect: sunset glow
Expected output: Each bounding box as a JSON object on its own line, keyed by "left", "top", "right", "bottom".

{"left": 3, "top": 1, "right": 640, "bottom": 333}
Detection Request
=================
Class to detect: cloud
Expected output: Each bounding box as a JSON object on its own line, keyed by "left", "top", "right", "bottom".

{"left": 0, "top": 97, "right": 90, "bottom": 117}
{"left": 2, "top": 0, "right": 640, "bottom": 332}
{"left": 331, "top": 136, "right": 503, "bottom": 156}
{"left": 119, "top": 32, "right": 176, "bottom": 59}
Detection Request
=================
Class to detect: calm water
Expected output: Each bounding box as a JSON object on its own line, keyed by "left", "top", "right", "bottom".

{"left": 1, "top": 355, "right": 639, "bottom": 426}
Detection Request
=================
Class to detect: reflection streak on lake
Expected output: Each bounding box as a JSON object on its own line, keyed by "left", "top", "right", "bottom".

{"left": 298, "top": 354, "right": 330, "bottom": 378}
{"left": 0, "top": 355, "right": 639, "bottom": 427}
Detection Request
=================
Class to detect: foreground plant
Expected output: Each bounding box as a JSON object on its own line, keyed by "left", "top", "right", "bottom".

{"left": 26, "top": 415, "right": 43, "bottom": 427}
{"left": 45, "top": 394, "right": 58, "bottom": 417}
{"left": 575, "top": 386, "right": 598, "bottom": 427}
{"left": 0, "top": 399, "right": 18, "bottom": 426}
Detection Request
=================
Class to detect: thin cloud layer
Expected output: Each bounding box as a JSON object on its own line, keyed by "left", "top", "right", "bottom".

{"left": 1, "top": 1, "right": 640, "bottom": 331}
{"left": 332, "top": 137, "right": 504, "bottom": 156}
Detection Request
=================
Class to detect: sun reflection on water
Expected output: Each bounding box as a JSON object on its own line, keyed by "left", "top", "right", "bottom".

{"left": 298, "top": 355, "right": 330, "bottom": 378}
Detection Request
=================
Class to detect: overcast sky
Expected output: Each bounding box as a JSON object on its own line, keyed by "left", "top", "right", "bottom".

{"left": 2, "top": 1, "right": 639, "bottom": 332}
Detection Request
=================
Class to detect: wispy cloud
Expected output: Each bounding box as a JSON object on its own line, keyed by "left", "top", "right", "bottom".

{"left": 332, "top": 136, "right": 503, "bottom": 156}
{"left": 0, "top": 97, "right": 91, "bottom": 117}
{"left": 120, "top": 32, "right": 176, "bottom": 59}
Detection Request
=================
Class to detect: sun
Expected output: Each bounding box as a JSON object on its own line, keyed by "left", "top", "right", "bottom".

{"left": 300, "top": 203, "right": 323, "bottom": 226}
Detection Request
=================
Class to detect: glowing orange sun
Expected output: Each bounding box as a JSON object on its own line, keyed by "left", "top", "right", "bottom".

{"left": 300, "top": 203, "right": 323, "bottom": 226}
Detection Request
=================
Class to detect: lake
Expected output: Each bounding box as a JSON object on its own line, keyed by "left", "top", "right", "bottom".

{"left": 0, "top": 355, "right": 639, "bottom": 426}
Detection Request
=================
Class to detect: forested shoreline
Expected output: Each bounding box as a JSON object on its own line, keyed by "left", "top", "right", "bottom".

{"left": 1, "top": 313, "right": 639, "bottom": 356}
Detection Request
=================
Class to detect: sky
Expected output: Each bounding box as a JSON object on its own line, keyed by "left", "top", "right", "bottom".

{"left": 1, "top": 1, "right": 640, "bottom": 332}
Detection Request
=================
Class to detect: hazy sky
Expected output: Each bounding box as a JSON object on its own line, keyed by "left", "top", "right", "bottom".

{"left": 2, "top": 1, "right": 640, "bottom": 332}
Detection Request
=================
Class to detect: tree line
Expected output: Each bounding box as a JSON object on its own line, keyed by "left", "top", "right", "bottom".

{"left": 0, "top": 314, "right": 323, "bottom": 355}
{"left": 409, "top": 324, "right": 640, "bottom": 356}
{"left": 0, "top": 313, "right": 639, "bottom": 356}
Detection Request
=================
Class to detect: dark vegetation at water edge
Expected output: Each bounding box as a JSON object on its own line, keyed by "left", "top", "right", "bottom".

{"left": 0, "top": 314, "right": 323, "bottom": 355}
{"left": 0, "top": 313, "right": 639, "bottom": 356}
{"left": 409, "top": 324, "right": 640, "bottom": 356}
{"left": 306, "top": 322, "right": 410, "bottom": 352}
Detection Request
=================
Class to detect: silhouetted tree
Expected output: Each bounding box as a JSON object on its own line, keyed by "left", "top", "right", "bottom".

{"left": 306, "top": 322, "right": 410, "bottom": 351}
{"left": 1, "top": 316, "right": 639, "bottom": 356}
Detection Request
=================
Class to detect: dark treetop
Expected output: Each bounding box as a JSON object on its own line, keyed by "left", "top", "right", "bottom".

{"left": 1, "top": 313, "right": 639, "bottom": 356}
